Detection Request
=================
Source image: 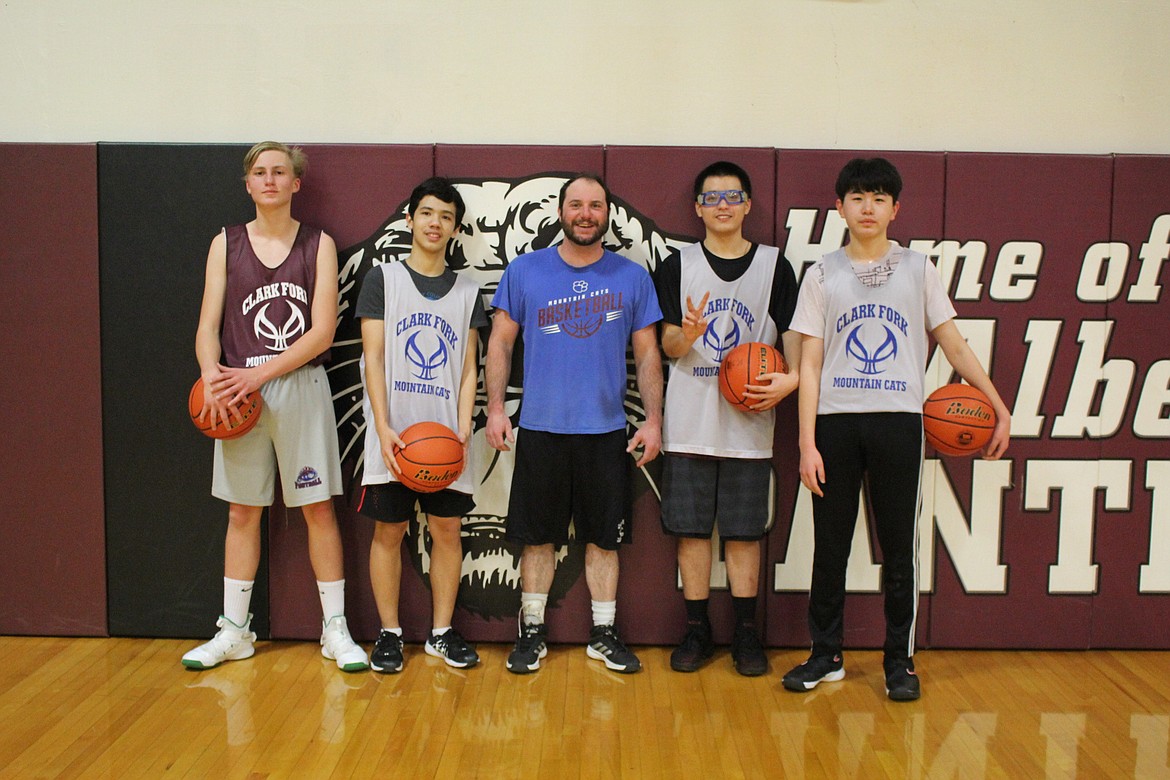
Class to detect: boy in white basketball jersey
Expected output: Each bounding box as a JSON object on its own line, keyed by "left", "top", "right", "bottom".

{"left": 355, "top": 177, "right": 487, "bottom": 672}
{"left": 655, "top": 161, "right": 801, "bottom": 676}
{"left": 783, "top": 157, "right": 1010, "bottom": 701}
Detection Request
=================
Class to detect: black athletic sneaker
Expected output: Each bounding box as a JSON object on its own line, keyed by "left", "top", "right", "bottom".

{"left": 507, "top": 622, "right": 548, "bottom": 674}
{"left": 731, "top": 625, "right": 768, "bottom": 677}
{"left": 670, "top": 621, "right": 715, "bottom": 673}
{"left": 782, "top": 653, "right": 845, "bottom": 691}
{"left": 425, "top": 628, "right": 480, "bottom": 669}
{"left": 586, "top": 624, "right": 641, "bottom": 673}
{"left": 884, "top": 661, "right": 921, "bottom": 701}
{"left": 370, "top": 630, "right": 404, "bottom": 674}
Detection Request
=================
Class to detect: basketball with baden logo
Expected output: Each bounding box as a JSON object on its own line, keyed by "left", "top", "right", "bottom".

{"left": 393, "top": 421, "right": 465, "bottom": 493}
{"left": 719, "top": 342, "right": 787, "bottom": 412}
{"left": 923, "top": 383, "right": 997, "bottom": 456}
{"left": 188, "top": 377, "right": 262, "bottom": 440}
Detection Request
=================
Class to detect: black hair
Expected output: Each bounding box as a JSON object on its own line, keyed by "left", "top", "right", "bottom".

{"left": 557, "top": 173, "right": 611, "bottom": 211}
{"left": 409, "top": 177, "right": 466, "bottom": 225}
{"left": 835, "top": 157, "right": 903, "bottom": 201}
{"left": 693, "top": 160, "right": 752, "bottom": 200}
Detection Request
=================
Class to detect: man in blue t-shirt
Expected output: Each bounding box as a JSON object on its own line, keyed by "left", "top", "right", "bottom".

{"left": 486, "top": 173, "right": 664, "bottom": 675}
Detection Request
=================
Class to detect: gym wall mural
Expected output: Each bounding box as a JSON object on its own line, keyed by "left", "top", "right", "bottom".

{"left": 3, "top": 143, "right": 1167, "bottom": 650}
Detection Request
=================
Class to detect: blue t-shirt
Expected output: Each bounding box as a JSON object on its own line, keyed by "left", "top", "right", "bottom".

{"left": 492, "top": 246, "right": 662, "bottom": 433}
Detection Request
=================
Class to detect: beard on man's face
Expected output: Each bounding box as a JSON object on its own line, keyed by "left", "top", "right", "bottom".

{"left": 560, "top": 214, "right": 609, "bottom": 247}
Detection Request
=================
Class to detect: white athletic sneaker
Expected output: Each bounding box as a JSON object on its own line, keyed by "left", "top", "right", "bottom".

{"left": 320, "top": 615, "right": 369, "bottom": 672}
{"left": 182, "top": 615, "right": 256, "bottom": 670}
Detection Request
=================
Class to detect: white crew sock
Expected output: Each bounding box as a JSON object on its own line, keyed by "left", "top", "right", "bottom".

{"left": 317, "top": 579, "right": 346, "bottom": 622}
{"left": 591, "top": 599, "right": 616, "bottom": 627}
{"left": 432, "top": 626, "right": 452, "bottom": 637}
{"left": 223, "top": 578, "right": 254, "bottom": 627}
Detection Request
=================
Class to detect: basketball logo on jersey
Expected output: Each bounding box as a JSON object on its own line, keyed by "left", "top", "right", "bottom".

{"left": 697, "top": 296, "right": 758, "bottom": 368}
{"left": 391, "top": 312, "right": 460, "bottom": 399}
{"left": 845, "top": 323, "right": 899, "bottom": 375}
{"left": 404, "top": 331, "right": 449, "bottom": 380}
{"left": 836, "top": 302, "right": 909, "bottom": 377}
{"left": 701, "top": 317, "right": 742, "bottom": 361}
{"left": 253, "top": 300, "right": 306, "bottom": 352}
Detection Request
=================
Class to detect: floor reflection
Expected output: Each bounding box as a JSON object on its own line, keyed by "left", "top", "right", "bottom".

{"left": 184, "top": 660, "right": 257, "bottom": 746}
{"left": 165, "top": 644, "right": 1170, "bottom": 778}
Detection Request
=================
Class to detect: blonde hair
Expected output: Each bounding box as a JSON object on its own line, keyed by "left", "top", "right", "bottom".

{"left": 241, "top": 141, "right": 307, "bottom": 180}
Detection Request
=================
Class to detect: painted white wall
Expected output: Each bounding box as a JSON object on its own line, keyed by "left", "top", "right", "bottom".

{"left": 1, "top": 0, "right": 1165, "bottom": 153}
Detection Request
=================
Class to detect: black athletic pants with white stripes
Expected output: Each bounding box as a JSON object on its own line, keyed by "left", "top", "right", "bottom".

{"left": 807, "top": 412, "right": 923, "bottom": 664}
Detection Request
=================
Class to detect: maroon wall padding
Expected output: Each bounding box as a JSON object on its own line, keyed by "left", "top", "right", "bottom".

{"left": 767, "top": 150, "right": 946, "bottom": 650}
{"left": 292, "top": 144, "right": 436, "bottom": 251}
{"left": 1091, "top": 155, "right": 1170, "bottom": 648}
{"left": 0, "top": 144, "right": 106, "bottom": 635}
{"left": 15, "top": 140, "right": 1163, "bottom": 649}
{"left": 178, "top": 146, "right": 1170, "bottom": 650}
{"left": 930, "top": 152, "right": 1115, "bottom": 648}
{"left": 436, "top": 144, "right": 603, "bottom": 179}
{"left": 267, "top": 145, "right": 435, "bottom": 641}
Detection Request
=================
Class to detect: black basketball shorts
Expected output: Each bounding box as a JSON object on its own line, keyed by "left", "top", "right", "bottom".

{"left": 505, "top": 428, "right": 631, "bottom": 550}
{"left": 355, "top": 481, "right": 474, "bottom": 523}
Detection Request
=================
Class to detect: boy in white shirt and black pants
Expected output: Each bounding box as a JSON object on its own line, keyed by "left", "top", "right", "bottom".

{"left": 783, "top": 158, "right": 1010, "bottom": 701}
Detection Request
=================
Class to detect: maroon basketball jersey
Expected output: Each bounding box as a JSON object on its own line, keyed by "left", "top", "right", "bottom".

{"left": 219, "top": 223, "right": 328, "bottom": 368}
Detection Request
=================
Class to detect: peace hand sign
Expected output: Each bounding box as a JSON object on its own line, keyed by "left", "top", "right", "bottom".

{"left": 681, "top": 292, "right": 710, "bottom": 343}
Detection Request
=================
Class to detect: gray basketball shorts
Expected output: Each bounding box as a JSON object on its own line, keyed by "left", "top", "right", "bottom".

{"left": 212, "top": 364, "right": 343, "bottom": 508}
{"left": 660, "top": 453, "right": 775, "bottom": 541}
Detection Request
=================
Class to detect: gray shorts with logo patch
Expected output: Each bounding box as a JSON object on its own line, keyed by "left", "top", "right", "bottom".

{"left": 212, "top": 364, "right": 342, "bottom": 508}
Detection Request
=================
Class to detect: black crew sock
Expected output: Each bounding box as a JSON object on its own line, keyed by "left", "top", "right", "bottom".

{"left": 732, "top": 595, "right": 757, "bottom": 631}
{"left": 684, "top": 598, "right": 710, "bottom": 627}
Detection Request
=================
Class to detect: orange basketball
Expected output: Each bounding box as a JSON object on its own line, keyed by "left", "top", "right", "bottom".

{"left": 393, "top": 421, "right": 465, "bottom": 493}
{"left": 719, "top": 342, "right": 787, "bottom": 412}
{"left": 923, "top": 383, "right": 996, "bottom": 457}
{"left": 188, "top": 377, "right": 262, "bottom": 440}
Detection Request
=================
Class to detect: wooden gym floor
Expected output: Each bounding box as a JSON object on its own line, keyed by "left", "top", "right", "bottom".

{"left": 0, "top": 636, "right": 1167, "bottom": 778}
